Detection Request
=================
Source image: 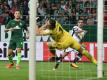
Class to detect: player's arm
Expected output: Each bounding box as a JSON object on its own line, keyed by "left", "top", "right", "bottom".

{"left": 37, "top": 20, "right": 51, "bottom": 35}
{"left": 73, "top": 26, "right": 86, "bottom": 34}
{"left": 76, "top": 29, "right": 87, "bottom": 36}
{"left": 4, "top": 21, "right": 14, "bottom": 32}
{"left": 38, "top": 19, "right": 48, "bottom": 31}
{"left": 77, "top": 30, "right": 87, "bottom": 34}
{"left": 75, "top": 28, "right": 84, "bottom": 33}
{"left": 4, "top": 28, "right": 14, "bottom": 32}
{"left": 38, "top": 27, "right": 51, "bottom": 35}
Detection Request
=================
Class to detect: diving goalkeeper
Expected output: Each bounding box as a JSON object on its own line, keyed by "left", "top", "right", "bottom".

{"left": 38, "top": 19, "right": 97, "bottom": 69}
{"left": 53, "top": 19, "right": 89, "bottom": 70}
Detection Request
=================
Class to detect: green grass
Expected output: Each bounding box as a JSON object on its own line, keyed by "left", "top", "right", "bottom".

{"left": 0, "top": 61, "right": 28, "bottom": 80}
{"left": 0, "top": 61, "right": 107, "bottom": 80}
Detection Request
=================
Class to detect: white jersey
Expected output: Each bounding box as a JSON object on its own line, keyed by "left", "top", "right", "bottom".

{"left": 65, "top": 26, "right": 87, "bottom": 52}
{"left": 69, "top": 26, "right": 87, "bottom": 42}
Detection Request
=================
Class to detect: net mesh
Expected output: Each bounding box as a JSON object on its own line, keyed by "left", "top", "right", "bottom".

{"left": 36, "top": 0, "right": 107, "bottom": 80}
{"left": 0, "top": 0, "right": 107, "bottom": 80}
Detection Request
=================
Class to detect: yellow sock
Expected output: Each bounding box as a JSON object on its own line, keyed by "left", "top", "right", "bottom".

{"left": 82, "top": 49, "right": 97, "bottom": 65}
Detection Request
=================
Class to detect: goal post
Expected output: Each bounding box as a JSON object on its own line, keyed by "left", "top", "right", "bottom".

{"left": 97, "top": 0, "right": 104, "bottom": 78}
{"left": 28, "top": 0, "right": 104, "bottom": 79}
{"left": 29, "top": 0, "right": 37, "bottom": 80}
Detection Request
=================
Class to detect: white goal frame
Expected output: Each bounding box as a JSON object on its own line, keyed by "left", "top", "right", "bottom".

{"left": 97, "top": 0, "right": 104, "bottom": 78}
{"left": 29, "top": 0, "right": 37, "bottom": 80}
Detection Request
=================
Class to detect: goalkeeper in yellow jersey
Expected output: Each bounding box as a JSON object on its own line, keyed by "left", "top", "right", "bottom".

{"left": 38, "top": 19, "right": 97, "bottom": 68}
{"left": 53, "top": 19, "right": 88, "bottom": 69}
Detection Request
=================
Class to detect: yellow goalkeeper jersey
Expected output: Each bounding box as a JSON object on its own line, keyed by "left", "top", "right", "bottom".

{"left": 50, "top": 21, "right": 66, "bottom": 42}
{"left": 43, "top": 21, "right": 81, "bottom": 50}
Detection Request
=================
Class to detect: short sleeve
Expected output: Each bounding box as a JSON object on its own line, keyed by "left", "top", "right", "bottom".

{"left": 5, "top": 20, "right": 12, "bottom": 29}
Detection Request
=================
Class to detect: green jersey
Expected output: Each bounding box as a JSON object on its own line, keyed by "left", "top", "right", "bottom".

{"left": 6, "top": 19, "right": 27, "bottom": 39}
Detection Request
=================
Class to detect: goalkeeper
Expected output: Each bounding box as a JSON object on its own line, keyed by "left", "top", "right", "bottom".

{"left": 53, "top": 19, "right": 89, "bottom": 70}
{"left": 38, "top": 19, "right": 97, "bottom": 68}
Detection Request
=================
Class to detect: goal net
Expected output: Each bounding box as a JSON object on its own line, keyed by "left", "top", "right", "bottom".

{"left": 34, "top": 0, "right": 107, "bottom": 80}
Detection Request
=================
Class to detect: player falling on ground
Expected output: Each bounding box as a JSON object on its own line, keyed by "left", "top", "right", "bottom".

{"left": 53, "top": 19, "right": 88, "bottom": 70}
{"left": 38, "top": 18, "right": 97, "bottom": 69}
{"left": 4, "top": 10, "right": 29, "bottom": 70}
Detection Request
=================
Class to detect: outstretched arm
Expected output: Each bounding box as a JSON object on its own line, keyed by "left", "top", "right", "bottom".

{"left": 4, "top": 28, "right": 14, "bottom": 32}
{"left": 36, "top": 20, "right": 51, "bottom": 35}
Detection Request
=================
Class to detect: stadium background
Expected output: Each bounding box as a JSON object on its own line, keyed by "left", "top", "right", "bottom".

{"left": 0, "top": 0, "right": 107, "bottom": 41}
{"left": 0, "top": 0, "right": 107, "bottom": 61}
{"left": 0, "top": 0, "right": 107, "bottom": 80}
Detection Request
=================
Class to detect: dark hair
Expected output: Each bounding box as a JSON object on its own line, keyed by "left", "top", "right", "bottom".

{"left": 49, "top": 19, "right": 56, "bottom": 29}
{"left": 78, "top": 19, "right": 84, "bottom": 23}
{"left": 14, "top": 10, "right": 21, "bottom": 14}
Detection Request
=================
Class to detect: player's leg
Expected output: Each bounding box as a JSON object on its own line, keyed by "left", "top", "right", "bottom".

{"left": 53, "top": 49, "right": 80, "bottom": 69}
{"left": 53, "top": 59, "right": 61, "bottom": 70}
{"left": 73, "top": 52, "right": 82, "bottom": 63}
{"left": 54, "top": 38, "right": 80, "bottom": 69}
{"left": 48, "top": 42, "right": 59, "bottom": 61}
{"left": 54, "top": 51, "right": 80, "bottom": 69}
{"left": 70, "top": 52, "right": 82, "bottom": 68}
{"left": 75, "top": 42, "right": 97, "bottom": 65}
{"left": 16, "top": 39, "right": 23, "bottom": 69}
{"left": 6, "top": 40, "right": 15, "bottom": 68}
{"left": 72, "top": 44, "right": 86, "bottom": 65}
{"left": 16, "top": 48, "right": 22, "bottom": 69}
{"left": 71, "top": 41, "right": 97, "bottom": 68}
{"left": 52, "top": 40, "right": 73, "bottom": 70}
{"left": 70, "top": 42, "right": 83, "bottom": 68}
{"left": 53, "top": 45, "right": 76, "bottom": 70}
{"left": 6, "top": 49, "right": 14, "bottom": 68}
{"left": 65, "top": 48, "right": 82, "bottom": 65}
{"left": 80, "top": 48, "right": 97, "bottom": 65}
{"left": 53, "top": 51, "right": 69, "bottom": 70}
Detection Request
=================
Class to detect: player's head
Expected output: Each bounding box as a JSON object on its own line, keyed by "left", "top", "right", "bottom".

{"left": 14, "top": 10, "right": 21, "bottom": 20}
{"left": 46, "top": 19, "right": 56, "bottom": 29}
{"left": 77, "top": 19, "right": 84, "bottom": 27}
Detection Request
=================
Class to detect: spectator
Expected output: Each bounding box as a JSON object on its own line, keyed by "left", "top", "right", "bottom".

{"left": 7, "top": 0, "right": 13, "bottom": 8}
{"left": 87, "top": 15, "right": 95, "bottom": 25}
{"left": 21, "top": 0, "right": 29, "bottom": 15}
{"left": 0, "top": 0, "right": 98, "bottom": 26}
{"left": 3, "top": 11, "right": 12, "bottom": 25}
{"left": 0, "top": 4, "right": 4, "bottom": 15}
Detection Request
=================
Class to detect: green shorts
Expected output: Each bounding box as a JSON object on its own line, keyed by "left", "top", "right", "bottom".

{"left": 9, "top": 38, "right": 23, "bottom": 50}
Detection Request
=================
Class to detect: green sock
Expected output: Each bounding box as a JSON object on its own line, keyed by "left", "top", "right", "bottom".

{"left": 16, "top": 53, "right": 21, "bottom": 65}
{"left": 8, "top": 55, "right": 14, "bottom": 64}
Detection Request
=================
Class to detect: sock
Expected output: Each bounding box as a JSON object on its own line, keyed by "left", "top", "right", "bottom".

{"left": 54, "top": 61, "right": 60, "bottom": 69}
{"left": 8, "top": 54, "right": 14, "bottom": 64}
{"left": 73, "top": 53, "right": 82, "bottom": 63}
{"left": 73, "top": 57, "right": 79, "bottom": 63}
{"left": 82, "top": 49, "right": 96, "bottom": 64}
{"left": 54, "top": 57, "right": 61, "bottom": 69}
{"left": 16, "top": 53, "right": 21, "bottom": 65}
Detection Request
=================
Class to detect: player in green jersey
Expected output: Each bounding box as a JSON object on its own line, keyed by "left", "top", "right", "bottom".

{"left": 4, "top": 10, "right": 29, "bottom": 69}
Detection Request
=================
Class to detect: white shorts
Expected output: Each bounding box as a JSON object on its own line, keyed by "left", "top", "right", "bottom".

{"left": 65, "top": 47, "right": 78, "bottom": 53}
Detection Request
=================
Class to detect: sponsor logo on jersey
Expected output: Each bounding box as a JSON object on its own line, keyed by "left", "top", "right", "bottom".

{"left": 14, "top": 26, "right": 21, "bottom": 29}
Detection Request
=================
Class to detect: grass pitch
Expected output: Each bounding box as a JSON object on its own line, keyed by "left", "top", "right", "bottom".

{"left": 0, "top": 61, "right": 107, "bottom": 80}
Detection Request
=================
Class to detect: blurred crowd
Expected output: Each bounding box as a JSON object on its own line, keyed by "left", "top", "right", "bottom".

{"left": 37, "top": 0, "right": 97, "bottom": 26}
{"left": 0, "top": 0, "right": 29, "bottom": 25}
{"left": 0, "top": 0, "right": 107, "bottom": 26}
